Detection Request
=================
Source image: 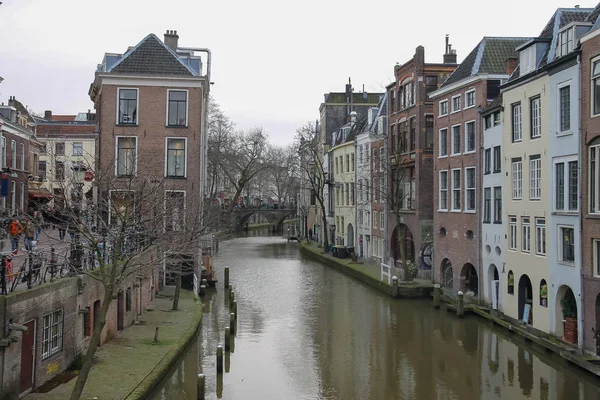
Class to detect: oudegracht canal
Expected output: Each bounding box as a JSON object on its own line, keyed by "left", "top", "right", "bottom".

{"left": 151, "top": 232, "right": 600, "bottom": 399}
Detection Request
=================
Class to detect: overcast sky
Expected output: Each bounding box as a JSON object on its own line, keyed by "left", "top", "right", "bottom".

{"left": 0, "top": 0, "right": 587, "bottom": 147}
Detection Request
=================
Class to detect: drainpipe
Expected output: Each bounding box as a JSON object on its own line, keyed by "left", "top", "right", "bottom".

{"left": 577, "top": 53, "right": 584, "bottom": 354}
{"left": 177, "top": 47, "right": 212, "bottom": 205}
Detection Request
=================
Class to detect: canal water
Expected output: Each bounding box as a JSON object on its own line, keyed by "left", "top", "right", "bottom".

{"left": 152, "top": 234, "right": 600, "bottom": 399}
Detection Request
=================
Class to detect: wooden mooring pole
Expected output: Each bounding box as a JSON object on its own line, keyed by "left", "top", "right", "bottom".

{"left": 224, "top": 266, "right": 229, "bottom": 288}
{"left": 216, "top": 344, "right": 224, "bottom": 374}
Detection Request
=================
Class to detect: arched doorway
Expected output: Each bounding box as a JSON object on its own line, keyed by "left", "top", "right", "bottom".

{"left": 347, "top": 223, "right": 354, "bottom": 248}
{"left": 441, "top": 258, "right": 453, "bottom": 289}
{"left": 488, "top": 264, "right": 500, "bottom": 309}
{"left": 518, "top": 275, "right": 533, "bottom": 324}
{"left": 556, "top": 285, "right": 578, "bottom": 344}
{"left": 461, "top": 263, "right": 478, "bottom": 295}
{"left": 391, "top": 224, "right": 415, "bottom": 265}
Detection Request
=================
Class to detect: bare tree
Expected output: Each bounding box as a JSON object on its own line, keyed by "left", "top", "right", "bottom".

{"left": 39, "top": 152, "right": 209, "bottom": 400}
{"left": 206, "top": 97, "right": 236, "bottom": 202}
{"left": 295, "top": 121, "right": 329, "bottom": 250}
{"left": 266, "top": 145, "right": 298, "bottom": 206}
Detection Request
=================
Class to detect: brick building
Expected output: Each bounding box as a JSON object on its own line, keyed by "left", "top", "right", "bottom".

{"left": 386, "top": 42, "right": 457, "bottom": 275}
{"left": 430, "top": 37, "right": 528, "bottom": 297}
{"left": 580, "top": 4, "right": 600, "bottom": 354}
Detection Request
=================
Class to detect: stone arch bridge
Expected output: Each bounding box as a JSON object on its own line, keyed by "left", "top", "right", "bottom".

{"left": 228, "top": 208, "right": 297, "bottom": 232}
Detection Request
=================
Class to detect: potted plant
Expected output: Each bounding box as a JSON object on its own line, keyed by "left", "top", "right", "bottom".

{"left": 560, "top": 295, "right": 578, "bottom": 344}
{"left": 540, "top": 284, "right": 548, "bottom": 307}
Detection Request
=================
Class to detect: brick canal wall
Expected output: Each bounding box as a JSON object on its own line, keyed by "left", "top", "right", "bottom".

{"left": 0, "top": 251, "right": 158, "bottom": 398}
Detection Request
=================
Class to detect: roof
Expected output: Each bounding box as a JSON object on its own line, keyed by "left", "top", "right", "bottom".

{"left": 442, "top": 37, "right": 531, "bottom": 87}
{"left": 482, "top": 93, "right": 503, "bottom": 115}
{"left": 324, "top": 92, "right": 383, "bottom": 104}
{"left": 587, "top": 2, "right": 600, "bottom": 31}
{"left": 108, "top": 34, "right": 196, "bottom": 76}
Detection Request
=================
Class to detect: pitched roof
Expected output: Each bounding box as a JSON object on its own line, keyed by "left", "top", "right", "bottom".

{"left": 109, "top": 34, "right": 196, "bottom": 76}
{"left": 587, "top": 2, "right": 600, "bottom": 30}
{"left": 442, "top": 37, "right": 530, "bottom": 87}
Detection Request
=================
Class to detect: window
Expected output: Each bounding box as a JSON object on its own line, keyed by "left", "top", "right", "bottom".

{"left": 345, "top": 183, "right": 349, "bottom": 205}
{"left": 19, "top": 143, "right": 24, "bottom": 170}
{"left": 1, "top": 136, "right": 5, "bottom": 167}
{"left": 439, "top": 170, "right": 448, "bottom": 211}
{"left": 522, "top": 217, "right": 531, "bottom": 253}
{"left": 483, "top": 188, "right": 491, "bottom": 223}
{"left": 116, "top": 136, "right": 137, "bottom": 177}
{"left": 167, "top": 90, "right": 187, "bottom": 126}
{"left": 555, "top": 158, "right": 578, "bottom": 211}
{"left": 452, "top": 95, "right": 461, "bottom": 112}
{"left": 494, "top": 111, "right": 501, "bottom": 126}
{"left": 593, "top": 59, "right": 600, "bottom": 116}
{"left": 559, "top": 85, "right": 571, "bottom": 132}
{"left": 484, "top": 149, "right": 491, "bottom": 174}
{"left": 365, "top": 180, "right": 369, "bottom": 201}
{"left": 165, "top": 191, "right": 185, "bottom": 231}
{"left": 409, "top": 118, "right": 416, "bottom": 151}
{"left": 39, "top": 160, "right": 47, "bottom": 180}
{"left": 530, "top": 156, "right": 541, "bottom": 200}
{"left": 346, "top": 154, "right": 350, "bottom": 172}
{"left": 530, "top": 97, "right": 541, "bottom": 138}
{"left": 492, "top": 187, "right": 501, "bottom": 223}
{"left": 380, "top": 212, "right": 384, "bottom": 231}
{"left": 439, "top": 100, "right": 448, "bottom": 116}
{"left": 558, "top": 27, "right": 574, "bottom": 57}
{"left": 358, "top": 179, "right": 363, "bottom": 202}
{"left": 351, "top": 183, "right": 355, "bottom": 205}
{"left": 508, "top": 270, "right": 515, "bottom": 295}
{"left": 379, "top": 177, "right": 383, "bottom": 203}
{"left": 559, "top": 226, "right": 575, "bottom": 263}
{"left": 536, "top": 218, "right": 546, "bottom": 256}
{"left": 10, "top": 140, "right": 15, "bottom": 169}
{"left": 10, "top": 181, "right": 15, "bottom": 212}
{"left": 335, "top": 157, "right": 338, "bottom": 174}
{"left": 465, "top": 167, "right": 475, "bottom": 211}
{"left": 593, "top": 240, "right": 600, "bottom": 277}
{"left": 359, "top": 145, "right": 363, "bottom": 165}
{"left": 166, "top": 138, "right": 186, "bottom": 177}
{"left": 452, "top": 169, "right": 461, "bottom": 211}
{"left": 493, "top": 146, "right": 501, "bottom": 173}
{"left": 118, "top": 88, "right": 138, "bottom": 124}
{"left": 42, "top": 310, "right": 63, "bottom": 359}
{"left": 439, "top": 128, "right": 448, "bottom": 157}
{"left": 465, "top": 121, "right": 475, "bottom": 152}
{"left": 20, "top": 182, "right": 24, "bottom": 210}
{"left": 426, "top": 115, "right": 434, "bottom": 149}
{"left": 452, "top": 125, "right": 461, "bottom": 155}
{"left": 520, "top": 46, "right": 536, "bottom": 75}
{"left": 465, "top": 90, "right": 475, "bottom": 108}
{"left": 335, "top": 186, "right": 340, "bottom": 206}
{"left": 512, "top": 103, "right": 522, "bottom": 142}
{"left": 373, "top": 211, "right": 378, "bottom": 229}
{"left": 55, "top": 142, "right": 65, "bottom": 156}
{"left": 511, "top": 159, "right": 522, "bottom": 199}
{"left": 73, "top": 142, "right": 83, "bottom": 156}
{"left": 509, "top": 216, "right": 517, "bottom": 250}
{"left": 55, "top": 161, "right": 65, "bottom": 181}
{"left": 426, "top": 76, "right": 438, "bottom": 93}
{"left": 351, "top": 153, "right": 355, "bottom": 172}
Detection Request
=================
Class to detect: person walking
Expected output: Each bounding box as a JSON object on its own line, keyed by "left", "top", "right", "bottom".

{"left": 23, "top": 219, "right": 35, "bottom": 252}
{"left": 8, "top": 219, "right": 23, "bottom": 255}
{"left": 33, "top": 211, "right": 44, "bottom": 241}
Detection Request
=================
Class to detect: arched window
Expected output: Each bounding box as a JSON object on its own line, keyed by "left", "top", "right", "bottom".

{"left": 508, "top": 271, "right": 514, "bottom": 295}
{"left": 539, "top": 279, "right": 548, "bottom": 307}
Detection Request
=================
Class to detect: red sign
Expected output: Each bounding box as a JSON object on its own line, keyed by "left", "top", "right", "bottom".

{"left": 83, "top": 170, "right": 94, "bottom": 182}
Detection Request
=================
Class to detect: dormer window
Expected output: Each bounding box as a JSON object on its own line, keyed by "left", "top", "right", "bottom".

{"left": 520, "top": 46, "right": 536, "bottom": 75}
{"left": 558, "top": 27, "right": 574, "bottom": 57}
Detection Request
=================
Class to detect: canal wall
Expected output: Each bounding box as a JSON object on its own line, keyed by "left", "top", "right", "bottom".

{"left": 300, "top": 242, "right": 432, "bottom": 298}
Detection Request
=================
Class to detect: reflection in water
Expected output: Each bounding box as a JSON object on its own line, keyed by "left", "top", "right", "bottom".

{"left": 150, "top": 236, "right": 600, "bottom": 399}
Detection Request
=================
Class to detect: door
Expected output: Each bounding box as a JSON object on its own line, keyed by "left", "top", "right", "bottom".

{"left": 19, "top": 320, "right": 36, "bottom": 394}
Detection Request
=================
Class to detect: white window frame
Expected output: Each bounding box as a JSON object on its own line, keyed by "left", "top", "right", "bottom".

{"left": 380, "top": 212, "right": 384, "bottom": 231}
{"left": 439, "top": 99, "right": 449, "bottom": 117}
{"left": 164, "top": 190, "right": 186, "bottom": 231}
{"left": 373, "top": 211, "right": 378, "bottom": 229}
{"left": 464, "top": 120, "right": 476, "bottom": 153}
{"left": 592, "top": 56, "right": 600, "bottom": 117}
{"left": 19, "top": 143, "right": 24, "bottom": 170}
{"left": 529, "top": 156, "right": 541, "bottom": 200}
{"left": 72, "top": 142, "right": 83, "bottom": 156}
{"left": 11, "top": 140, "right": 16, "bottom": 169}
{"left": 1, "top": 136, "right": 5, "bottom": 168}
{"left": 512, "top": 103, "right": 522, "bottom": 142}
{"left": 557, "top": 81, "right": 572, "bottom": 134}
{"left": 465, "top": 167, "right": 476, "bottom": 212}
{"left": 115, "top": 136, "right": 138, "bottom": 177}
{"left": 451, "top": 95, "right": 461, "bottom": 113}
{"left": 521, "top": 217, "right": 531, "bottom": 253}
{"left": 165, "top": 89, "right": 189, "bottom": 127}
{"left": 558, "top": 225, "right": 575, "bottom": 265}
{"left": 535, "top": 217, "right": 546, "bottom": 256}
{"left": 512, "top": 160, "right": 522, "bottom": 200}
{"left": 464, "top": 89, "right": 476, "bottom": 109}
{"left": 116, "top": 87, "right": 139, "bottom": 125}
{"left": 438, "top": 128, "right": 448, "bottom": 158}
{"left": 483, "top": 188, "right": 491, "bottom": 223}
{"left": 558, "top": 27, "right": 574, "bottom": 57}
{"left": 10, "top": 181, "right": 15, "bottom": 212}
{"left": 493, "top": 186, "right": 502, "bottom": 223}
{"left": 451, "top": 124, "right": 461, "bottom": 156}
{"left": 530, "top": 96, "right": 542, "bottom": 139}
{"left": 439, "top": 170, "right": 448, "bottom": 211}
{"left": 554, "top": 155, "right": 578, "bottom": 212}
{"left": 19, "top": 182, "right": 24, "bottom": 211}
{"left": 164, "top": 137, "right": 188, "bottom": 178}
{"left": 509, "top": 216, "right": 517, "bottom": 250}
{"left": 451, "top": 168, "right": 461, "bottom": 212}
{"left": 590, "top": 144, "right": 600, "bottom": 213}
{"left": 593, "top": 239, "right": 600, "bottom": 277}
{"left": 42, "top": 309, "right": 63, "bottom": 360}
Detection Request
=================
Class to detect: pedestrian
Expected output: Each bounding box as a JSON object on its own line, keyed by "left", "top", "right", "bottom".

{"left": 8, "top": 219, "right": 23, "bottom": 255}
{"left": 33, "top": 211, "right": 44, "bottom": 241}
{"left": 57, "top": 211, "right": 67, "bottom": 241}
{"left": 23, "top": 219, "right": 35, "bottom": 252}
{"left": 309, "top": 228, "right": 313, "bottom": 241}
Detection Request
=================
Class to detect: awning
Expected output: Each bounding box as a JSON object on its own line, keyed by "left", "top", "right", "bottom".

{"left": 28, "top": 189, "right": 53, "bottom": 200}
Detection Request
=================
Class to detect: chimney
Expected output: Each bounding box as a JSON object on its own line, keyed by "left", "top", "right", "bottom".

{"left": 164, "top": 30, "right": 179, "bottom": 52}
{"left": 44, "top": 110, "right": 52, "bottom": 120}
{"left": 443, "top": 34, "right": 458, "bottom": 64}
{"left": 506, "top": 57, "right": 519, "bottom": 75}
